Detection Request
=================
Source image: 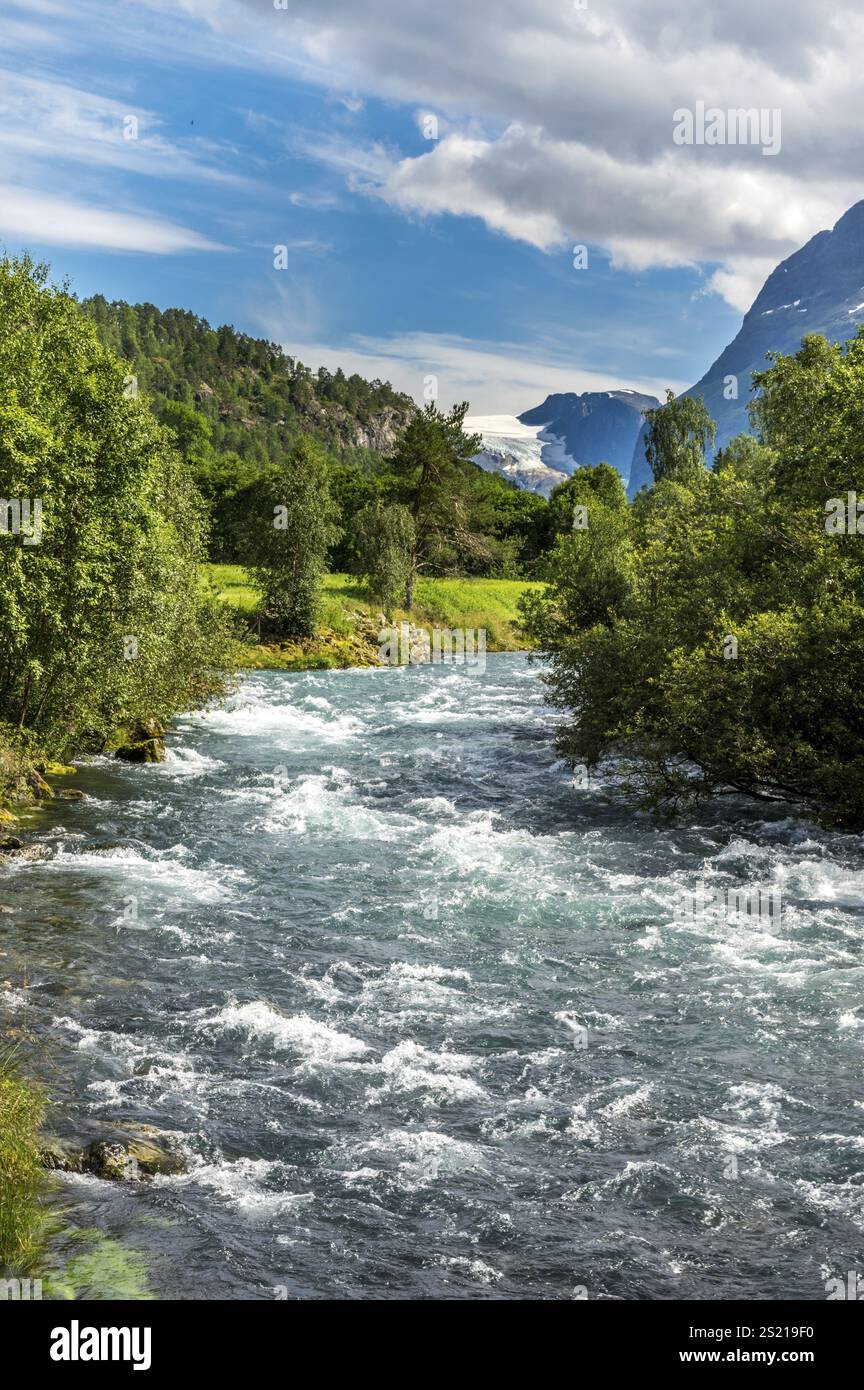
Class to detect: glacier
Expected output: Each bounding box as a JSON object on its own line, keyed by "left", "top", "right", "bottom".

{"left": 467, "top": 414, "right": 574, "bottom": 497}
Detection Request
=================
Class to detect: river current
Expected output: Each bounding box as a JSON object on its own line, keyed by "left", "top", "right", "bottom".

{"left": 2, "top": 656, "right": 862, "bottom": 1299}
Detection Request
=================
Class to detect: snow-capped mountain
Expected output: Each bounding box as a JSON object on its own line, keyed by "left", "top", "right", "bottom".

{"left": 469, "top": 390, "right": 659, "bottom": 497}
{"left": 628, "top": 199, "right": 864, "bottom": 495}
{"left": 467, "top": 415, "right": 572, "bottom": 495}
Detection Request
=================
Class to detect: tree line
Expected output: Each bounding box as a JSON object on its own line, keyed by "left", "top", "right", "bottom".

{"left": 521, "top": 331, "right": 864, "bottom": 829}
{"left": 82, "top": 294, "right": 550, "bottom": 583}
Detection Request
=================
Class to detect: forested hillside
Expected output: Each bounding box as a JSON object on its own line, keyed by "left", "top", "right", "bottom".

{"left": 82, "top": 296, "right": 549, "bottom": 571}
{"left": 82, "top": 296, "right": 416, "bottom": 457}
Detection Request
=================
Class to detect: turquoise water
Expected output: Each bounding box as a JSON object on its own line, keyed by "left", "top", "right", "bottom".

{"left": 2, "top": 655, "right": 863, "bottom": 1299}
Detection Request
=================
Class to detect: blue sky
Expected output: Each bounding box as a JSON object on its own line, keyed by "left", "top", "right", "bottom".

{"left": 0, "top": 0, "right": 859, "bottom": 412}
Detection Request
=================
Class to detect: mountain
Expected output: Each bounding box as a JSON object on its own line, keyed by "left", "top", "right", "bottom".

{"left": 628, "top": 199, "right": 864, "bottom": 495}
{"left": 82, "top": 296, "right": 417, "bottom": 466}
{"left": 469, "top": 390, "right": 660, "bottom": 497}
{"left": 520, "top": 390, "right": 660, "bottom": 485}
{"left": 467, "top": 415, "right": 571, "bottom": 495}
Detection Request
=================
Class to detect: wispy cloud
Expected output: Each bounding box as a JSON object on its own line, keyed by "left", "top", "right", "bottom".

{"left": 0, "top": 70, "right": 259, "bottom": 190}
{"left": 0, "top": 185, "right": 227, "bottom": 254}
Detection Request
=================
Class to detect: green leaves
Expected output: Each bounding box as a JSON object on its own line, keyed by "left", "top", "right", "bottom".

{"left": 388, "top": 401, "right": 490, "bottom": 587}
{"left": 352, "top": 500, "right": 415, "bottom": 610}
{"left": 241, "top": 435, "right": 341, "bottom": 639}
{"left": 0, "top": 255, "right": 234, "bottom": 754}
{"left": 642, "top": 389, "right": 716, "bottom": 488}
{"left": 525, "top": 334, "right": 864, "bottom": 827}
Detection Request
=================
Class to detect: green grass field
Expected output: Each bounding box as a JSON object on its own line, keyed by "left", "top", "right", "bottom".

{"left": 204, "top": 565, "right": 542, "bottom": 652}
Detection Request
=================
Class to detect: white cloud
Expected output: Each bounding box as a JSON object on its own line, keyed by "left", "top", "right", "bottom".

{"left": 267, "top": 330, "right": 686, "bottom": 415}
{"left": 375, "top": 128, "right": 847, "bottom": 310}
{"left": 6, "top": 0, "right": 863, "bottom": 323}
{"left": 0, "top": 70, "right": 258, "bottom": 190}
{"left": 0, "top": 185, "right": 226, "bottom": 254}
{"left": 204, "top": 0, "right": 864, "bottom": 309}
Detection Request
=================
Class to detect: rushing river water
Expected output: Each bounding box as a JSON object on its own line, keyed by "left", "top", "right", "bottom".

{"left": 2, "top": 655, "right": 863, "bottom": 1300}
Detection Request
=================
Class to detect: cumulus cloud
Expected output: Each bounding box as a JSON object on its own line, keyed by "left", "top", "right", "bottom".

{"left": 8, "top": 0, "right": 861, "bottom": 302}
{"left": 376, "top": 129, "right": 844, "bottom": 312}
{"left": 209, "top": 0, "right": 864, "bottom": 308}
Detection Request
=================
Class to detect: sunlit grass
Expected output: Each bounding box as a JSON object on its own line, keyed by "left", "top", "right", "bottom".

{"left": 203, "top": 565, "right": 542, "bottom": 650}
{"left": 0, "top": 1056, "right": 45, "bottom": 1272}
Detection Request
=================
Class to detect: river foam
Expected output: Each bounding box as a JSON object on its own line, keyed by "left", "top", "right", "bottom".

{"left": 3, "top": 657, "right": 862, "bottom": 1299}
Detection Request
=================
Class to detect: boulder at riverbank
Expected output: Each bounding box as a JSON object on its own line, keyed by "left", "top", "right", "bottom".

{"left": 114, "top": 738, "right": 166, "bottom": 764}
{"left": 40, "top": 1126, "right": 187, "bottom": 1182}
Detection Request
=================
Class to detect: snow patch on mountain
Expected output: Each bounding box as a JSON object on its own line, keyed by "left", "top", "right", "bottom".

{"left": 467, "top": 415, "right": 574, "bottom": 496}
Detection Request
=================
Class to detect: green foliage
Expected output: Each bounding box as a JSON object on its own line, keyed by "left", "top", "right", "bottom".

{"left": 0, "top": 256, "right": 234, "bottom": 757}
{"left": 389, "top": 402, "right": 493, "bottom": 598}
{"left": 538, "top": 462, "right": 629, "bottom": 546}
{"left": 327, "top": 458, "right": 390, "bottom": 571}
{"left": 521, "top": 475, "right": 633, "bottom": 645}
{"left": 0, "top": 1059, "right": 45, "bottom": 1271}
{"left": 462, "top": 469, "right": 550, "bottom": 576}
{"left": 241, "top": 436, "right": 341, "bottom": 638}
{"left": 82, "top": 295, "right": 416, "bottom": 562}
{"left": 45, "top": 1228, "right": 154, "bottom": 1301}
{"left": 82, "top": 296, "right": 548, "bottom": 578}
{"left": 522, "top": 331, "right": 864, "bottom": 828}
{"left": 641, "top": 389, "right": 716, "bottom": 488}
{"left": 352, "top": 500, "right": 416, "bottom": 609}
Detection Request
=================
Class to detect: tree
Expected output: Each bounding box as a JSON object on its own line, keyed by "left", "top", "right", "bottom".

{"left": 641, "top": 390, "right": 716, "bottom": 487}
{"left": 0, "top": 255, "right": 233, "bottom": 755}
{"left": 522, "top": 334, "right": 864, "bottom": 828}
{"left": 388, "top": 402, "right": 484, "bottom": 604}
{"left": 352, "top": 501, "right": 415, "bottom": 610}
{"left": 520, "top": 465, "right": 633, "bottom": 650}
{"left": 242, "top": 436, "right": 340, "bottom": 638}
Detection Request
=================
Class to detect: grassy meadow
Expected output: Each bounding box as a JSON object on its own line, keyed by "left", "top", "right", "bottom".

{"left": 204, "top": 565, "right": 543, "bottom": 668}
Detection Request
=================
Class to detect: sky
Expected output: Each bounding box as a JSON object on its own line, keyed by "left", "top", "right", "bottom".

{"left": 0, "top": 0, "right": 861, "bottom": 414}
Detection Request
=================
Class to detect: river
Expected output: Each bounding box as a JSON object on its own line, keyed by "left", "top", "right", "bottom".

{"left": 2, "top": 655, "right": 862, "bottom": 1299}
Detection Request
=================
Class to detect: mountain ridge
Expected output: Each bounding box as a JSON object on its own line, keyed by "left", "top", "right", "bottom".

{"left": 520, "top": 389, "right": 660, "bottom": 487}
{"left": 628, "top": 199, "right": 864, "bottom": 494}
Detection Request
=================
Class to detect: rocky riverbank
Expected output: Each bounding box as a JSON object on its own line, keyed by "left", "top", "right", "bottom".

{"left": 0, "top": 721, "right": 170, "bottom": 849}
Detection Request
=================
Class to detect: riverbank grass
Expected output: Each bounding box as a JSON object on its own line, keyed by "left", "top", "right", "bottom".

{"left": 204, "top": 565, "right": 541, "bottom": 668}
{"left": 0, "top": 1059, "right": 45, "bottom": 1272}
